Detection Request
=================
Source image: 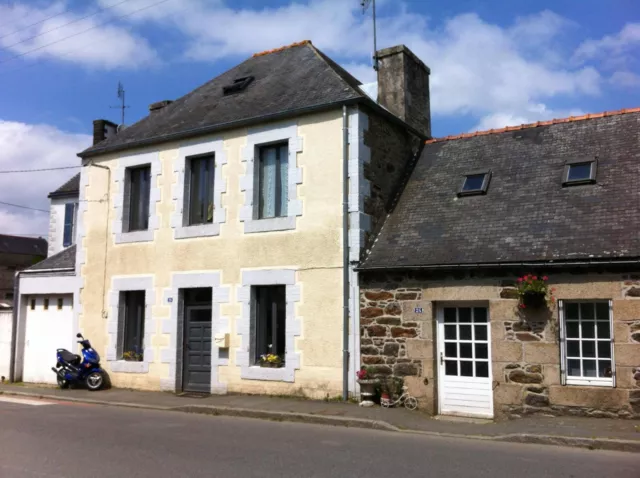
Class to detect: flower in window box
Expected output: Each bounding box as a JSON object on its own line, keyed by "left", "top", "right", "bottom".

{"left": 516, "top": 274, "right": 554, "bottom": 309}
{"left": 259, "top": 354, "right": 283, "bottom": 368}
{"left": 123, "top": 349, "right": 143, "bottom": 362}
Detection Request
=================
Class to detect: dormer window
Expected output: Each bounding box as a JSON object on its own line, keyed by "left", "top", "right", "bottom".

{"left": 563, "top": 159, "right": 597, "bottom": 186}
{"left": 458, "top": 171, "right": 491, "bottom": 197}
{"left": 223, "top": 76, "right": 254, "bottom": 95}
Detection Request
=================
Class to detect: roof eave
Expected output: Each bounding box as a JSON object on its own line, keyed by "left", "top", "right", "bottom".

{"left": 47, "top": 191, "right": 79, "bottom": 199}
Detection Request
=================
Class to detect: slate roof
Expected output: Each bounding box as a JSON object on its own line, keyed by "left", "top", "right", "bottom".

{"left": 26, "top": 245, "right": 76, "bottom": 271}
{"left": 360, "top": 109, "right": 640, "bottom": 270}
{"left": 48, "top": 173, "right": 80, "bottom": 198}
{"left": 80, "top": 41, "right": 374, "bottom": 158}
{"left": 0, "top": 234, "right": 47, "bottom": 257}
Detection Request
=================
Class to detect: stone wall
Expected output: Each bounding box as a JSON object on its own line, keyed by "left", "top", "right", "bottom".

{"left": 360, "top": 271, "right": 640, "bottom": 419}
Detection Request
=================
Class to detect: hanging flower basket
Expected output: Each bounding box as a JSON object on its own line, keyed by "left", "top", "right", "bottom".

{"left": 516, "top": 274, "right": 555, "bottom": 309}
{"left": 522, "top": 291, "right": 546, "bottom": 308}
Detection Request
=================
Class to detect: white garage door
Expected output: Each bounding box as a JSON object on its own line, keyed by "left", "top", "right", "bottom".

{"left": 23, "top": 295, "right": 74, "bottom": 384}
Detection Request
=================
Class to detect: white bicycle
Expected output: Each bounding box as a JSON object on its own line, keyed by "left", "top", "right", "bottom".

{"left": 381, "top": 386, "right": 418, "bottom": 410}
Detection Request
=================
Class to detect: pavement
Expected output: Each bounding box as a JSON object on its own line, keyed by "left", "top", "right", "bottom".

{"left": 1, "top": 383, "right": 640, "bottom": 453}
{"left": 0, "top": 396, "right": 636, "bottom": 478}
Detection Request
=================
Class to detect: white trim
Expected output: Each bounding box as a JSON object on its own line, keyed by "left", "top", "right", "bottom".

{"left": 113, "top": 152, "right": 161, "bottom": 244}
{"left": 160, "top": 272, "right": 230, "bottom": 393}
{"left": 347, "top": 107, "right": 371, "bottom": 262}
{"left": 239, "top": 122, "right": 303, "bottom": 234}
{"left": 236, "top": 268, "right": 301, "bottom": 382}
{"left": 171, "top": 137, "right": 228, "bottom": 239}
{"left": 107, "top": 276, "right": 155, "bottom": 374}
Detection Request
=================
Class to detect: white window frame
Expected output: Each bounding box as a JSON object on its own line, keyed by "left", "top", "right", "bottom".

{"left": 559, "top": 299, "right": 615, "bottom": 387}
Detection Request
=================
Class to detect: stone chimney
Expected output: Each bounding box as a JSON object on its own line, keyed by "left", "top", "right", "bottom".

{"left": 149, "top": 100, "right": 173, "bottom": 113}
{"left": 92, "top": 119, "right": 118, "bottom": 145}
{"left": 376, "top": 45, "right": 431, "bottom": 137}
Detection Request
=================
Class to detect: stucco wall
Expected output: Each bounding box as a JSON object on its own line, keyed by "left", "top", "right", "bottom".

{"left": 360, "top": 271, "right": 640, "bottom": 418}
{"left": 0, "top": 310, "right": 12, "bottom": 379}
{"left": 78, "top": 110, "right": 347, "bottom": 397}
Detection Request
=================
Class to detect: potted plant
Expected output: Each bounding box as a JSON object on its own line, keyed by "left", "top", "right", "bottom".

{"left": 123, "top": 346, "right": 143, "bottom": 362}
{"left": 516, "top": 274, "right": 555, "bottom": 309}
{"left": 259, "top": 354, "right": 283, "bottom": 368}
{"left": 356, "top": 366, "right": 379, "bottom": 407}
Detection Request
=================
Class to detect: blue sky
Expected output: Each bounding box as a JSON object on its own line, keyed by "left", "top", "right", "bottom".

{"left": 0, "top": 0, "right": 639, "bottom": 236}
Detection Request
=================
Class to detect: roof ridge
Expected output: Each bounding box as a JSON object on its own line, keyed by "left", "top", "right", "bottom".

{"left": 252, "top": 40, "right": 312, "bottom": 58}
{"left": 426, "top": 107, "right": 640, "bottom": 144}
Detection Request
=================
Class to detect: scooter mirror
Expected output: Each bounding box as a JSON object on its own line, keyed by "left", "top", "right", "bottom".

{"left": 76, "top": 333, "right": 84, "bottom": 339}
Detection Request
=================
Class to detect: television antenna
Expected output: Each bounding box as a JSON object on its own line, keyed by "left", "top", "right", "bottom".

{"left": 361, "top": 0, "right": 378, "bottom": 71}
{"left": 110, "top": 81, "right": 130, "bottom": 126}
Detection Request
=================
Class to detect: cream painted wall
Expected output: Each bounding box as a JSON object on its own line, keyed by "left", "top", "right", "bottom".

{"left": 78, "top": 110, "right": 346, "bottom": 397}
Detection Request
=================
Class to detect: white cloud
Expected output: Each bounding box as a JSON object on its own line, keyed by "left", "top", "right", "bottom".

{"left": 0, "top": 120, "right": 90, "bottom": 236}
{"left": 472, "top": 105, "right": 585, "bottom": 132}
{"left": 574, "top": 23, "right": 640, "bottom": 66}
{"left": 610, "top": 71, "right": 640, "bottom": 88}
{"left": 0, "top": 1, "right": 157, "bottom": 69}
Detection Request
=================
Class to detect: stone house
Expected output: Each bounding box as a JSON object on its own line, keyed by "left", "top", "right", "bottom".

{"left": 358, "top": 109, "right": 640, "bottom": 419}
{"left": 25, "top": 41, "right": 432, "bottom": 398}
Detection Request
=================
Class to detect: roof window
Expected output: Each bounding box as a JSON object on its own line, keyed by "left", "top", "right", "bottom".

{"left": 563, "top": 159, "right": 597, "bottom": 186}
{"left": 458, "top": 171, "right": 491, "bottom": 197}
{"left": 223, "top": 76, "right": 254, "bottom": 95}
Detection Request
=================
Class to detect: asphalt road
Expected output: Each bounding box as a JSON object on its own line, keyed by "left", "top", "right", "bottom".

{"left": 0, "top": 397, "right": 636, "bottom": 478}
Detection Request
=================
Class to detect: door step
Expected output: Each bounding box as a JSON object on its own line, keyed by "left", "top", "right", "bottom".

{"left": 177, "top": 392, "right": 211, "bottom": 399}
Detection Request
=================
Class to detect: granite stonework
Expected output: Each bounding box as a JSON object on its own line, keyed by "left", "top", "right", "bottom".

{"left": 360, "top": 271, "right": 640, "bottom": 419}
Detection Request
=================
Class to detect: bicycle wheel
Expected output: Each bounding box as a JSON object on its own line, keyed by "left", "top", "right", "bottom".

{"left": 404, "top": 396, "right": 418, "bottom": 410}
{"left": 381, "top": 398, "right": 391, "bottom": 408}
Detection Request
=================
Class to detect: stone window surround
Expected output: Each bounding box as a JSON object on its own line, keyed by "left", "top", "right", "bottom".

{"left": 236, "top": 269, "right": 302, "bottom": 382}
{"left": 107, "top": 276, "right": 156, "bottom": 374}
{"left": 113, "top": 151, "right": 161, "bottom": 244}
{"left": 171, "top": 137, "right": 228, "bottom": 239}
{"left": 160, "top": 272, "right": 230, "bottom": 394}
{"left": 239, "top": 122, "right": 303, "bottom": 234}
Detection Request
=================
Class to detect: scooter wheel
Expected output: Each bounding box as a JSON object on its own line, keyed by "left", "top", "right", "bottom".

{"left": 86, "top": 372, "right": 104, "bottom": 391}
{"left": 57, "top": 375, "right": 69, "bottom": 389}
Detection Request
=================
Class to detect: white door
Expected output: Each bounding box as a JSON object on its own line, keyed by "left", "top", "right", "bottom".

{"left": 437, "top": 305, "right": 493, "bottom": 418}
{"left": 23, "top": 295, "right": 74, "bottom": 384}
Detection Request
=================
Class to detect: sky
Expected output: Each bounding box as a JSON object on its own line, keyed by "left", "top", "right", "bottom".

{"left": 0, "top": 0, "right": 639, "bottom": 238}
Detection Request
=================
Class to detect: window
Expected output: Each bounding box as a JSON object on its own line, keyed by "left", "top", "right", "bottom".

{"left": 62, "top": 202, "right": 76, "bottom": 247}
{"left": 57, "top": 298, "right": 63, "bottom": 310}
{"left": 43, "top": 298, "right": 49, "bottom": 310}
{"left": 253, "top": 286, "right": 286, "bottom": 365}
{"left": 30, "top": 299, "right": 35, "bottom": 310}
{"left": 120, "top": 291, "right": 145, "bottom": 360}
{"left": 560, "top": 301, "right": 614, "bottom": 386}
{"left": 563, "top": 160, "right": 597, "bottom": 186}
{"left": 257, "top": 143, "right": 288, "bottom": 219}
{"left": 126, "top": 166, "right": 151, "bottom": 232}
{"left": 223, "top": 76, "right": 254, "bottom": 95}
{"left": 187, "top": 155, "right": 215, "bottom": 226}
{"left": 458, "top": 171, "right": 491, "bottom": 196}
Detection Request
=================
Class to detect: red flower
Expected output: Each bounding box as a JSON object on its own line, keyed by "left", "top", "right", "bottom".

{"left": 532, "top": 276, "right": 538, "bottom": 280}
{"left": 542, "top": 276, "right": 549, "bottom": 281}
{"left": 518, "top": 304, "right": 526, "bottom": 309}
{"left": 517, "top": 277, "right": 523, "bottom": 283}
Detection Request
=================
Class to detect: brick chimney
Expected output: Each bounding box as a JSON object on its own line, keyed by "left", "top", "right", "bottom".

{"left": 149, "top": 100, "right": 173, "bottom": 113}
{"left": 92, "top": 119, "right": 118, "bottom": 146}
{"left": 376, "top": 45, "right": 431, "bottom": 137}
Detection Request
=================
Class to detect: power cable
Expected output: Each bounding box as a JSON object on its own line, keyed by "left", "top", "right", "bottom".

{"left": 0, "top": 4, "right": 69, "bottom": 38}
{"left": 0, "top": 200, "right": 48, "bottom": 213}
{"left": 0, "top": 0, "right": 172, "bottom": 66}
{"left": 0, "top": 166, "right": 80, "bottom": 173}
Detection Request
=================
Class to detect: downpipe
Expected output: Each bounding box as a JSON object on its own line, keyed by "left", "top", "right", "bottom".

{"left": 342, "top": 105, "right": 350, "bottom": 401}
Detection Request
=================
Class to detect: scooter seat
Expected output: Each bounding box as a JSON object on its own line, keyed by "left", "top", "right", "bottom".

{"left": 58, "top": 349, "right": 81, "bottom": 365}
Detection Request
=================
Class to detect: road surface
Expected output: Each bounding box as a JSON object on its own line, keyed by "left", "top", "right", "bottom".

{"left": 0, "top": 396, "right": 636, "bottom": 478}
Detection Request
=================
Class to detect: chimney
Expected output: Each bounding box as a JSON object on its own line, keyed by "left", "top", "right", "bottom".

{"left": 376, "top": 45, "right": 431, "bottom": 137}
{"left": 149, "top": 100, "right": 173, "bottom": 113}
{"left": 92, "top": 119, "right": 118, "bottom": 146}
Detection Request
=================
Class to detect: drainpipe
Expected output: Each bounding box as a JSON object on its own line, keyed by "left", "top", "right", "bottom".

{"left": 342, "top": 105, "right": 350, "bottom": 401}
{"left": 9, "top": 270, "right": 20, "bottom": 382}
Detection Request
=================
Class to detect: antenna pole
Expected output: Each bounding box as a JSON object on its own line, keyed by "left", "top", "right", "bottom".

{"left": 111, "top": 81, "right": 130, "bottom": 126}
{"left": 372, "top": 0, "right": 378, "bottom": 71}
{"left": 121, "top": 87, "right": 125, "bottom": 125}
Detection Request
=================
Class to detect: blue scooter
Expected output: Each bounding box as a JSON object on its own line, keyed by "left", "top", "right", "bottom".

{"left": 51, "top": 333, "right": 105, "bottom": 391}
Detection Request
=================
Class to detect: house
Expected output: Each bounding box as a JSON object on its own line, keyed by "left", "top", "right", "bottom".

{"left": 358, "top": 109, "right": 640, "bottom": 419}
{"left": 35, "top": 41, "right": 430, "bottom": 396}
{"left": 0, "top": 234, "right": 47, "bottom": 303}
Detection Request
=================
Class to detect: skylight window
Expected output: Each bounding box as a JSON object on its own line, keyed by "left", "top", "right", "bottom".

{"left": 563, "top": 159, "right": 597, "bottom": 186}
{"left": 222, "top": 76, "right": 254, "bottom": 95}
{"left": 458, "top": 171, "right": 491, "bottom": 197}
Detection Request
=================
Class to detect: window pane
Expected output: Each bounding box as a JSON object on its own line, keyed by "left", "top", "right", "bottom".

{"left": 596, "top": 321, "right": 611, "bottom": 339}
{"left": 188, "top": 156, "right": 215, "bottom": 225}
{"left": 476, "top": 361, "right": 489, "bottom": 378}
{"left": 445, "top": 342, "right": 457, "bottom": 358}
{"left": 460, "top": 343, "right": 472, "bottom": 359}
{"left": 128, "top": 166, "right": 151, "bottom": 231}
{"left": 63, "top": 203, "right": 75, "bottom": 247}
{"left": 598, "top": 360, "right": 613, "bottom": 378}
{"left": 123, "top": 291, "right": 145, "bottom": 357}
{"left": 445, "top": 360, "right": 457, "bottom": 376}
{"left": 460, "top": 361, "right": 473, "bottom": 377}
{"left": 474, "top": 324, "right": 487, "bottom": 341}
{"left": 567, "top": 359, "right": 581, "bottom": 377}
{"left": 458, "top": 308, "right": 472, "bottom": 322}
{"left": 580, "top": 303, "right": 595, "bottom": 321}
{"left": 475, "top": 343, "right": 488, "bottom": 359}
{"left": 595, "top": 302, "right": 609, "bottom": 321}
{"left": 567, "top": 162, "right": 592, "bottom": 181}
{"left": 583, "top": 360, "right": 597, "bottom": 377}
{"left": 566, "top": 340, "right": 580, "bottom": 357}
{"left": 462, "top": 174, "right": 485, "bottom": 191}
{"left": 566, "top": 321, "right": 579, "bottom": 338}
{"left": 259, "top": 147, "right": 277, "bottom": 219}
{"left": 444, "top": 308, "right": 457, "bottom": 323}
{"left": 473, "top": 308, "right": 487, "bottom": 322}
{"left": 565, "top": 303, "right": 579, "bottom": 320}
{"left": 581, "top": 321, "right": 595, "bottom": 339}
{"left": 254, "top": 286, "right": 286, "bottom": 362}
{"left": 277, "top": 145, "right": 288, "bottom": 217}
{"left": 597, "top": 341, "right": 612, "bottom": 359}
{"left": 459, "top": 325, "right": 472, "bottom": 340}
{"left": 445, "top": 325, "right": 457, "bottom": 340}
{"left": 582, "top": 340, "right": 596, "bottom": 358}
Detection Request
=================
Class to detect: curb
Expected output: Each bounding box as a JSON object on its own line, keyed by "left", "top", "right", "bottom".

{"left": 2, "top": 390, "right": 639, "bottom": 453}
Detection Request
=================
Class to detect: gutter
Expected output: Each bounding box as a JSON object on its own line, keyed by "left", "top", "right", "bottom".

{"left": 9, "top": 270, "right": 20, "bottom": 382}
{"left": 20, "top": 267, "right": 75, "bottom": 275}
{"left": 341, "top": 105, "right": 350, "bottom": 401}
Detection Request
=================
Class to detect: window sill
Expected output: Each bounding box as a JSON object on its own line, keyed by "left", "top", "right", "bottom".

{"left": 175, "top": 222, "right": 221, "bottom": 239}
{"left": 241, "top": 365, "right": 294, "bottom": 382}
{"left": 243, "top": 216, "right": 296, "bottom": 234}
{"left": 109, "top": 360, "right": 149, "bottom": 374}
{"left": 566, "top": 378, "right": 613, "bottom": 387}
{"left": 116, "top": 230, "right": 154, "bottom": 244}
